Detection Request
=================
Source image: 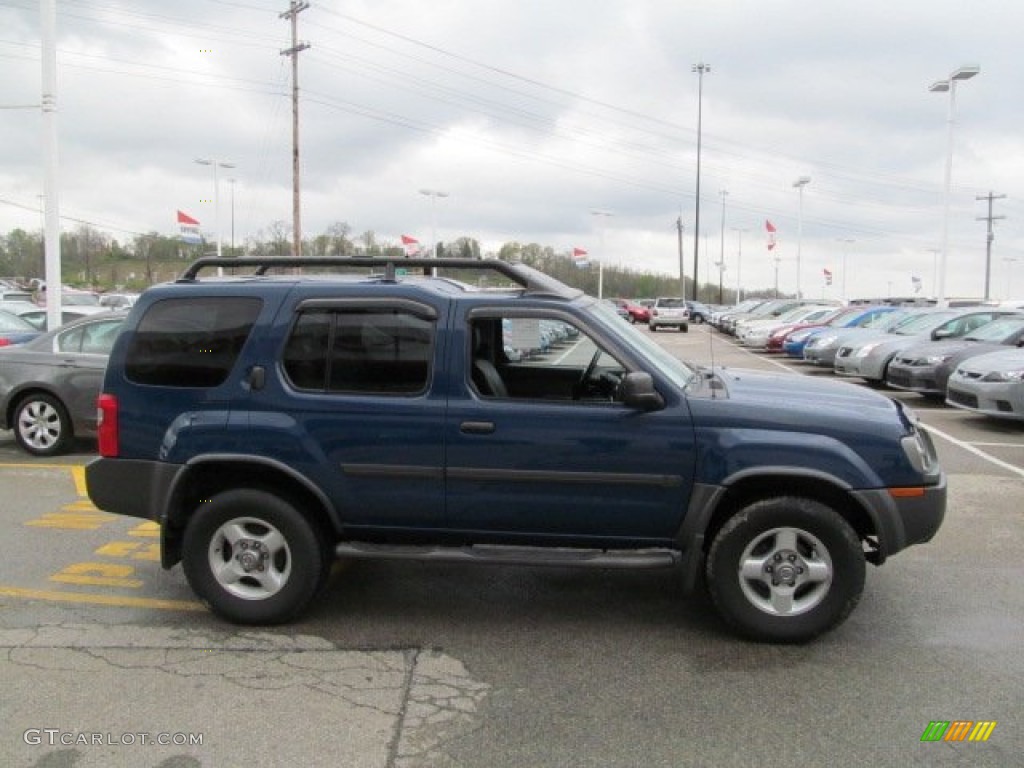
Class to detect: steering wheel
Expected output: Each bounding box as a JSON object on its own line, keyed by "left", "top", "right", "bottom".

{"left": 574, "top": 349, "right": 603, "bottom": 400}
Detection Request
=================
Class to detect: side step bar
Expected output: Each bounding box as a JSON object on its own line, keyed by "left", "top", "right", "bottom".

{"left": 334, "top": 542, "right": 680, "bottom": 570}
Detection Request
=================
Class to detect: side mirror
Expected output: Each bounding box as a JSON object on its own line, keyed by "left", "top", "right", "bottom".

{"left": 621, "top": 372, "right": 664, "bottom": 411}
{"left": 932, "top": 329, "right": 954, "bottom": 340}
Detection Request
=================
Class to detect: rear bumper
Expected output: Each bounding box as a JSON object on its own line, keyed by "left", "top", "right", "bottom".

{"left": 85, "top": 457, "right": 178, "bottom": 522}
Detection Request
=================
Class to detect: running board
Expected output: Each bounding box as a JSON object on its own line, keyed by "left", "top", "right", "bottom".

{"left": 334, "top": 542, "right": 680, "bottom": 570}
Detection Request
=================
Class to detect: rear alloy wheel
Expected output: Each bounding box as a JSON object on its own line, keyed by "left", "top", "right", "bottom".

{"left": 182, "top": 489, "right": 331, "bottom": 625}
{"left": 14, "top": 393, "right": 72, "bottom": 456}
{"left": 706, "top": 497, "right": 865, "bottom": 643}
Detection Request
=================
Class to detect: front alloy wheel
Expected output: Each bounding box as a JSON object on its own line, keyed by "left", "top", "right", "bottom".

{"left": 706, "top": 497, "right": 865, "bottom": 643}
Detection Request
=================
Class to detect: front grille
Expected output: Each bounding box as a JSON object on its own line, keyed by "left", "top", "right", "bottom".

{"left": 947, "top": 389, "right": 979, "bottom": 409}
{"left": 888, "top": 372, "right": 912, "bottom": 388}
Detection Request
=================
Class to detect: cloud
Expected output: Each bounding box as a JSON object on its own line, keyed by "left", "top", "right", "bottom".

{"left": 2, "top": 0, "right": 1022, "bottom": 299}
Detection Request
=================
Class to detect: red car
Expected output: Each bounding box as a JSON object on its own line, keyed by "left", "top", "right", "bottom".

{"left": 612, "top": 299, "right": 650, "bottom": 324}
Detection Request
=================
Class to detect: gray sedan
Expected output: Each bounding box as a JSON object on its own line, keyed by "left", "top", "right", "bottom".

{"left": 0, "top": 313, "right": 125, "bottom": 456}
{"left": 946, "top": 347, "right": 1024, "bottom": 421}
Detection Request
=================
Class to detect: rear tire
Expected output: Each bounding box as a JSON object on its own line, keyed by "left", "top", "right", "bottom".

{"left": 706, "top": 497, "right": 865, "bottom": 643}
{"left": 182, "top": 489, "right": 331, "bottom": 625}
{"left": 14, "top": 393, "right": 72, "bottom": 457}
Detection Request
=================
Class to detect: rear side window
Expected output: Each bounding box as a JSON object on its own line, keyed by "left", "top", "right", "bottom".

{"left": 57, "top": 319, "right": 124, "bottom": 354}
{"left": 125, "top": 297, "right": 262, "bottom": 387}
{"left": 282, "top": 307, "right": 433, "bottom": 395}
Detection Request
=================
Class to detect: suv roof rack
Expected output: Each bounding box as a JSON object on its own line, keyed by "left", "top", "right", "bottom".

{"left": 178, "top": 257, "right": 582, "bottom": 300}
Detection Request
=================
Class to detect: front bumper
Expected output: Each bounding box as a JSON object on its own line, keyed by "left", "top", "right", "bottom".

{"left": 886, "top": 362, "right": 942, "bottom": 395}
{"left": 851, "top": 474, "right": 947, "bottom": 563}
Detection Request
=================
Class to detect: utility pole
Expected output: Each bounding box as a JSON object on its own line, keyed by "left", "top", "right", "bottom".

{"left": 976, "top": 191, "right": 1006, "bottom": 301}
{"left": 676, "top": 214, "right": 685, "bottom": 297}
{"left": 280, "top": 1, "right": 310, "bottom": 257}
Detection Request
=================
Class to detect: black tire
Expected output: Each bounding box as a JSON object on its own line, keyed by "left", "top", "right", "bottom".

{"left": 680, "top": 324, "right": 689, "bottom": 333}
{"left": 649, "top": 324, "right": 658, "bottom": 332}
{"left": 693, "top": 314, "right": 705, "bottom": 324}
{"left": 182, "top": 489, "right": 331, "bottom": 625}
{"left": 13, "top": 392, "right": 73, "bottom": 456}
{"left": 706, "top": 497, "right": 865, "bottom": 643}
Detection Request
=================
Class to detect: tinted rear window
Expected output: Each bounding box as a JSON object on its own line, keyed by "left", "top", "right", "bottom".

{"left": 125, "top": 297, "right": 262, "bottom": 387}
{"left": 282, "top": 307, "right": 433, "bottom": 395}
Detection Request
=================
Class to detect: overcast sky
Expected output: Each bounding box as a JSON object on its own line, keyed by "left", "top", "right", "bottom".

{"left": 2, "top": 0, "right": 1023, "bottom": 300}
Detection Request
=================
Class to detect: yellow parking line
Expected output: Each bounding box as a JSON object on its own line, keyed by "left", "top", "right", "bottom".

{"left": 0, "top": 585, "right": 204, "bottom": 612}
{"left": 71, "top": 465, "right": 88, "bottom": 497}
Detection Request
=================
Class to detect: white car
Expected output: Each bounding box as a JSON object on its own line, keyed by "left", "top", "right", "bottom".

{"left": 647, "top": 297, "right": 690, "bottom": 332}
{"left": 946, "top": 348, "right": 1024, "bottom": 421}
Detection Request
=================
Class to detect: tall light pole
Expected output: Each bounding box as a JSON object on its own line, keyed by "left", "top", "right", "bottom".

{"left": 591, "top": 209, "right": 614, "bottom": 299}
{"left": 930, "top": 64, "right": 980, "bottom": 305}
{"left": 195, "top": 158, "right": 235, "bottom": 258}
{"left": 228, "top": 177, "right": 236, "bottom": 255}
{"left": 691, "top": 62, "right": 710, "bottom": 302}
{"left": 731, "top": 227, "right": 747, "bottom": 305}
{"left": 793, "top": 176, "right": 811, "bottom": 299}
{"left": 419, "top": 188, "right": 449, "bottom": 258}
{"left": 836, "top": 237, "right": 854, "bottom": 303}
{"left": 716, "top": 189, "right": 728, "bottom": 304}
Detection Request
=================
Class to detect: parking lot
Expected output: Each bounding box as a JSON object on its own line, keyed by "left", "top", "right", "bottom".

{"left": 1, "top": 323, "right": 1021, "bottom": 767}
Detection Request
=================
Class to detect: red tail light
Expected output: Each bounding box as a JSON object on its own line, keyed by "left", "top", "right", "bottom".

{"left": 0, "top": 339, "right": 12, "bottom": 347}
{"left": 97, "top": 394, "right": 119, "bottom": 457}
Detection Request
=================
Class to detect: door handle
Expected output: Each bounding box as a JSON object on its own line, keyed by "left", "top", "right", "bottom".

{"left": 460, "top": 421, "right": 495, "bottom": 435}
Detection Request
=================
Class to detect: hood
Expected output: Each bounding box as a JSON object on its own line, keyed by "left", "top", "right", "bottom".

{"left": 955, "top": 347, "right": 1024, "bottom": 375}
{"left": 896, "top": 338, "right": 976, "bottom": 362}
{"left": 710, "top": 366, "right": 897, "bottom": 410}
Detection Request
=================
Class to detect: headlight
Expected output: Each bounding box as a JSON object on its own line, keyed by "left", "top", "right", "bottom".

{"left": 982, "top": 369, "right": 1024, "bottom": 382}
{"left": 921, "top": 354, "right": 951, "bottom": 365}
{"left": 899, "top": 407, "right": 939, "bottom": 475}
{"left": 813, "top": 334, "right": 837, "bottom": 348}
{"left": 854, "top": 342, "right": 883, "bottom": 358}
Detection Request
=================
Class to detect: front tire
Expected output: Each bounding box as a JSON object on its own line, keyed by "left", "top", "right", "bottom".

{"left": 182, "top": 489, "right": 331, "bottom": 625}
{"left": 14, "top": 392, "right": 72, "bottom": 456}
{"left": 706, "top": 497, "right": 865, "bottom": 643}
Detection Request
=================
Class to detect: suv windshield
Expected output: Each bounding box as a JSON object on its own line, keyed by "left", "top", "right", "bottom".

{"left": 591, "top": 300, "right": 695, "bottom": 388}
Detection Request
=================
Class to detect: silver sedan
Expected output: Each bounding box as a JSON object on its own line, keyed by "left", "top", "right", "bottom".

{"left": 946, "top": 348, "right": 1024, "bottom": 421}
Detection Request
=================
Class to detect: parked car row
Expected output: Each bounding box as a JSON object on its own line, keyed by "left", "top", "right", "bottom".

{"left": 712, "top": 298, "right": 1024, "bottom": 423}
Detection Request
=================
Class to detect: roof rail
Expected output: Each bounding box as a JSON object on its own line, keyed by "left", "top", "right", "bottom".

{"left": 177, "top": 257, "right": 581, "bottom": 299}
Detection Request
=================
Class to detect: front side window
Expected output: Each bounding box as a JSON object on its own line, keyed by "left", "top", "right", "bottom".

{"left": 468, "top": 313, "right": 626, "bottom": 402}
{"left": 283, "top": 307, "right": 434, "bottom": 395}
{"left": 125, "top": 297, "right": 262, "bottom": 387}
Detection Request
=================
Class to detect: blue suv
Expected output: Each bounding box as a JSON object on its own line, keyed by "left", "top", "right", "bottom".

{"left": 86, "top": 257, "right": 946, "bottom": 642}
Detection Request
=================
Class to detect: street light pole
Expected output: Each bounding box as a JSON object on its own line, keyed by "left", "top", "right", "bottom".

{"left": 717, "top": 189, "right": 728, "bottom": 304}
{"left": 930, "top": 64, "right": 980, "bottom": 306}
{"left": 195, "top": 158, "right": 235, "bottom": 259}
{"left": 691, "top": 62, "right": 710, "bottom": 302}
{"left": 418, "top": 188, "right": 449, "bottom": 258}
{"left": 731, "top": 227, "right": 747, "bottom": 305}
{"left": 228, "top": 177, "right": 236, "bottom": 255}
{"left": 591, "top": 209, "right": 614, "bottom": 299}
{"left": 793, "top": 176, "right": 811, "bottom": 299}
